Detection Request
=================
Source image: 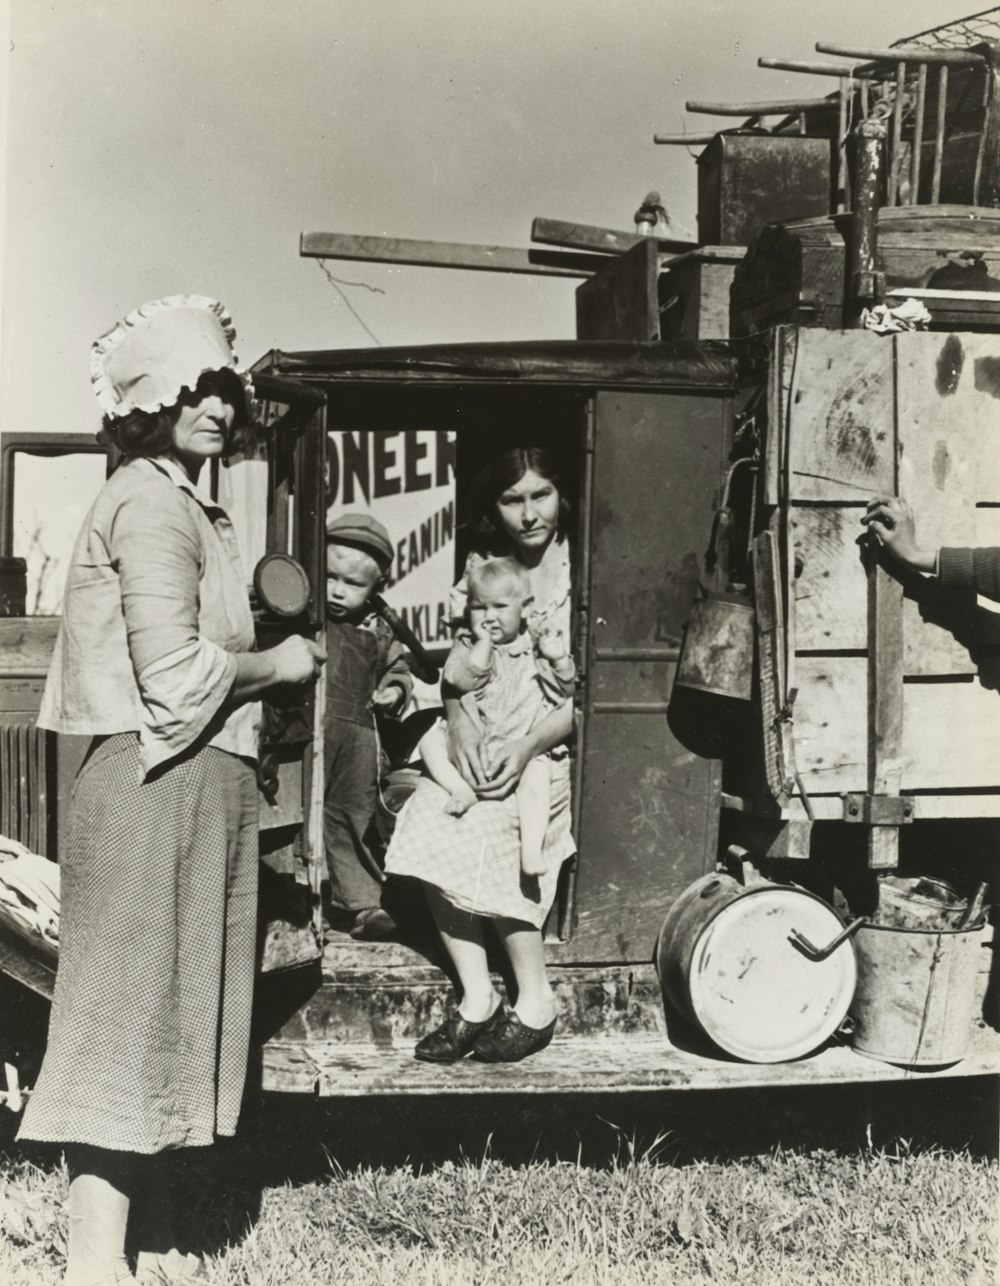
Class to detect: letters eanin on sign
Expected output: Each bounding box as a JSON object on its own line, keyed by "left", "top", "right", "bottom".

{"left": 327, "top": 429, "right": 457, "bottom": 647}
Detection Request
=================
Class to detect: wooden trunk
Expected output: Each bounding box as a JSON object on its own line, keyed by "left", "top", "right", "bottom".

{"left": 731, "top": 206, "right": 1000, "bottom": 337}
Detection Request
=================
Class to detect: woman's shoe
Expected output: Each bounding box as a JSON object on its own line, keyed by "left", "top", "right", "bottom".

{"left": 473, "top": 1009, "right": 557, "bottom": 1063}
{"left": 414, "top": 1002, "right": 506, "bottom": 1063}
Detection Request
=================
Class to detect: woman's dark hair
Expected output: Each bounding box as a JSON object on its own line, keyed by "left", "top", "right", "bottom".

{"left": 468, "top": 446, "right": 572, "bottom": 550}
{"left": 97, "top": 369, "right": 249, "bottom": 459}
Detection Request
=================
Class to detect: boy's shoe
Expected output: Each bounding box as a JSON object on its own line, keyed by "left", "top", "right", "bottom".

{"left": 349, "top": 906, "right": 398, "bottom": 940}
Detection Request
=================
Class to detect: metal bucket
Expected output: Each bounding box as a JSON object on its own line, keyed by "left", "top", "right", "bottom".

{"left": 675, "top": 593, "right": 754, "bottom": 700}
{"left": 655, "top": 872, "right": 857, "bottom": 1063}
{"left": 850, "top": 923, "right": 985, "bottom": 1068}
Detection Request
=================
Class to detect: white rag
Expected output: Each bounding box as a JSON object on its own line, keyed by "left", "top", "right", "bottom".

{"left": 0, "top": 834, "right": 60, "bottom": 947}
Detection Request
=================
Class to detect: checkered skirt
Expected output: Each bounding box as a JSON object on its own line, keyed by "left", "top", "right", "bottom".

{"left": 18, "top": 733, "right": 258, "bottom": 1153}
{"left": 384, "top": 757, "right": 573, "bottom": 928}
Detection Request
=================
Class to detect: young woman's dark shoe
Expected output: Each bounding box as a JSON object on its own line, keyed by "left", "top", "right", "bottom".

{"left": 414, "top": 1003, "right": 506, "bottom": 1063}
{"left": 473, "top": 1010, "right": 557, "bottom": 1063}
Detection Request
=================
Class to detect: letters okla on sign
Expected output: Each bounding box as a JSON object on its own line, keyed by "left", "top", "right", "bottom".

{"left": 326, "top": 429, "right": 457, "bottom": 675}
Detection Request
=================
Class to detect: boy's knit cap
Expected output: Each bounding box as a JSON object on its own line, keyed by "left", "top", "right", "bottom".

{"left": 326, "top": 511, "right": 393, "bottom": 569}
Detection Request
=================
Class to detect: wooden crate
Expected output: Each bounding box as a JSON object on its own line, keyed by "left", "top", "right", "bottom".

{"left": 658, "top": 247, "right": 744, "bottom": 341}
{"left": 762, "top": 327, "right": 1000, "bottom": 811}
{"left": 576, "top": 241, "right": 742, "bottom": 342}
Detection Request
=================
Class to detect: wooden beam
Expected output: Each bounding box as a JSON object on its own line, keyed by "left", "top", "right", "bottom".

{"left": 685, "top": 96, "right": 837, "bottom": 116}
{"left": 653, "top": 133, "right": 717, "bottom": 145}
{"left": 866, "top": 555, "right": 904, "bottom": 870}
{"left": 299, "top": 232, "right": 605, "bottom": 278}
{"left": 531, "top": 216, "right": 695, "bottom": 257}
{"left": 816, "top": 42, "right": 985, "bottom": 67}
{"left": 758, "top": 56, "right": 880, "bottom": 79}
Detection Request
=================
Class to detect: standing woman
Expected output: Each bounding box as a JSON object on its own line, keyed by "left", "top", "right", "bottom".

{"left": 17, "top": 296, "right": 325, "bottom": 1286}
{"left": 385, "top": 447, "right": 575, "bottom": 1063}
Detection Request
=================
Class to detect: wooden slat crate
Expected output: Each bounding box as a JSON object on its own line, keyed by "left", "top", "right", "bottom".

{"left": 763, "top": 326, "right": 1000, "bottom": 809}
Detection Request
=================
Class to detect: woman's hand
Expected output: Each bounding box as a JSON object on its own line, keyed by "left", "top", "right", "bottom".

{"left": 861, "top": 497, "right": 937, "bottom": 572}
{"left": 446, "top": 705, "right": 487, "bottom": 788}
{"left": 475, "top": 738, "right": 532, "bottom": 800}
{"left": 268, "top": 635, "right": 327, "bottom": 685}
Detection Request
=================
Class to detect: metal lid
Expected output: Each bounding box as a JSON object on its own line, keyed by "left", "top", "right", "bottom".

{"left": 253, "top": 553, "right": 311, "bottom": 618}
{"left": 687, "top": 886, "right": 857, "bottom": 1063}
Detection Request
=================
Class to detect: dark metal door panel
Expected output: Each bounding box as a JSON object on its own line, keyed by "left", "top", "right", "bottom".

{"left": 566, "top": 390, "right": 727, "bottom": 961}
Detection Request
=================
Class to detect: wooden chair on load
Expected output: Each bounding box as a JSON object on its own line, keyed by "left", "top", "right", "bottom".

{"left": 655, "top": 32, "right": 1000, "bottom": 215}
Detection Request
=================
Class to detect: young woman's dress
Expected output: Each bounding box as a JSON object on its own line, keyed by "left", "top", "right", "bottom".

{"left": 384, "top": 541, "right": 573, "bottom": 928}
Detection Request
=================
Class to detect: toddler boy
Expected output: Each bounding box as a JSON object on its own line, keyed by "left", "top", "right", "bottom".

{"left": 323, "top": 512, "right": 413, "bottom": 940}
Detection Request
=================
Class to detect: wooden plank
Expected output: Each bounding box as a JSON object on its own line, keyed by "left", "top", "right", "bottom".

{"left": 299, "top": 232, "right": 605, "bottom": 279}
{"left": 0, "top": 679, "right": 47, "bottom": 714}
{"left": 911, "top": 64, "right": 928, "bottom": 203}
{"left": 791, "top": 505, "right": 1000, "bottom": 676}
{"left": 258, "top": 1024, "right": 1000, "bottom": 1096}
{"left": 888, "top": 62, "right": 907, "bottom": 207}
{"left": 895, "top": 332, "right": 1000, "bottom": 518}
{"left": 753, "top": 526, "right": 796, "bottom": 802}
{"left": 724, "top": 792, "right": 1000, "bottom": 820}
{"left": 896, "top": 331, "right": 1000, "bottom": 671}
{"left": 685, "top": 96, "right": 837, "bottom": 116}
{"left": 765, "top": 327, "right": 788, "bottom": 507}
{"left": 792, "top": 508, "right": 867, "bottom": 651}
{"left": 867, "top": 555, "right": 904, "bottom": 869}
{"left": 794, "top": 657, "right": 1000, "bottom": 792}
{"left": 659, "top": 259, "right": 737, "bottom": 341}
{"left": 530, "top": 216, "right": 694, "bottom": 257}
{"left": 815, "top": 43, "right": 985, "bottom": 67}
{"left": 758, "top": 57, "right": 881, "bottom": 79}
{"left": 932, "top": 65, "right": 948, "bottom": 203}
{"left": 903, "top": 681, "right": 1000, "bottom": 789}
{"left": 575, "top": 239, "right": 660, "bottom": 341}
{"left": 779, "top": 330, "right": 896, "bottom": 502}
{"left": 0, "top": 618, "right": 60, "bottom": 677}
{"left": 653, "top": 133, "right": 717, "bottom": 145}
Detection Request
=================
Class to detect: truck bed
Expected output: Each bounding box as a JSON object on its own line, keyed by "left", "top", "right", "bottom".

{"left": 255, "top": 935, "right": 1000, "bottom": 1096}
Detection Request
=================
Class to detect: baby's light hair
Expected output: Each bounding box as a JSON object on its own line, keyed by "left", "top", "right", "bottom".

{"left": 466, "top": 556, "right": 532, "bottom": 603}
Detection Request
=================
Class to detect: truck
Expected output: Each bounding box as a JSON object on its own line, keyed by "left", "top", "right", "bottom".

{"left": 2, "top": 14, "right": 1000, "bottom": 1102}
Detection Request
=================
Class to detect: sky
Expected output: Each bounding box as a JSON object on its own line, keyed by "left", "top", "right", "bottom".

{"left": 0, "top": 0, "right": 973, "bottom": 443}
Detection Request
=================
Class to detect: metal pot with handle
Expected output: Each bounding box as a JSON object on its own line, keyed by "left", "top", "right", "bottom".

{"left": 655, "top": 867, "right": 860, "bottom": 1063}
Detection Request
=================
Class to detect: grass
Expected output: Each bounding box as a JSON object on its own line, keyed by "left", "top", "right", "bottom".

{"left": 1, "top": 1083, "right": 997, "bottom": 1286}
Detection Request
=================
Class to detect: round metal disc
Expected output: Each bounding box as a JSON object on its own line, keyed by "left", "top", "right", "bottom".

{"left": 253, "top": 553, "right": 311, "bottom": 618}
{"left": 687, "top": 886, "right": 857, "bottom": 1063}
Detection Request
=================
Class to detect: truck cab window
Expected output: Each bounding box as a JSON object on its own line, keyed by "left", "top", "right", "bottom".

{"left": 3, "top": 445, "right": 109, "bottom": 615}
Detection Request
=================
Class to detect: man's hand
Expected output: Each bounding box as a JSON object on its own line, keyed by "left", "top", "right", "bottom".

{"left": 861, "top": 496, "right": 937, "bottom": 572}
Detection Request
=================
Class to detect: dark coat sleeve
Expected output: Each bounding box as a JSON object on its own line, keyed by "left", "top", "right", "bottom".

{"left": 938, "top": 547, "right": 1000, "bottom": 604}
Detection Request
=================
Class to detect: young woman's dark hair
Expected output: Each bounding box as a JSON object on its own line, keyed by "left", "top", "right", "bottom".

{"left": 468, "top": 446, "right": 572, "bottom": 549}
{"left": 97, "top": 369, "right": 249, "bottom": 459}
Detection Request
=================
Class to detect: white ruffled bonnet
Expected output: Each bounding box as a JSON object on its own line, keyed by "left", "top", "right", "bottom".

{"left": 90, "top": 294, "right": 254, "bottom": 421}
